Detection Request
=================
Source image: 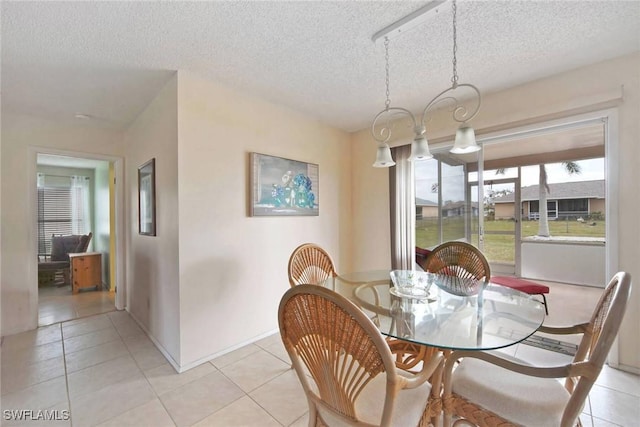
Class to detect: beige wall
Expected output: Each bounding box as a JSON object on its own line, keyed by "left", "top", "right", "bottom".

{"left": 495, "top": 203, "right": 514, "bottom": 220}
{"left": 350, "top": 53, "right": 640, "bottom": 371}
{"left": 1, "top": 113, "right": 124, "bottom": 335}
{"left": 123, "top": 75, "right": 181, "bottom": 365}
{"left": 418, "top": 206, "right": 439, "bottom": 218}
{"left": 591, "top": 198, "right": 606, "bottom": 215}
{"left": 176, "top": 71, "right": 352, "bottom": 368}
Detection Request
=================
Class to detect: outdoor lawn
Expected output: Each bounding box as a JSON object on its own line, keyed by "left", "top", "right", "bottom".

{"left": 416, "top": 217, "right": 606, "bottom": 264}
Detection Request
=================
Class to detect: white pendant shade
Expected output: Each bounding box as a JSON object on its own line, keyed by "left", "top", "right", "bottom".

{"left": 373, "top": 143, "right": 396, "bottom": 167}
{"left": 409, "top": 135, "right": 433, "bottom": 161}
{"left": 450, "top": 124, "right": 481, "bottom": 154}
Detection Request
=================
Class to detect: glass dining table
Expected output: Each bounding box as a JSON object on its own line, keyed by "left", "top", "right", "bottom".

{"left": 329, "top": 270, "right": 546, "bottom": 352}
{"left": 326, "top": 270, "right": 545, "bottom": 426}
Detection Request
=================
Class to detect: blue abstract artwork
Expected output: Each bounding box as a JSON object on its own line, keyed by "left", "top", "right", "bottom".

{"left": 250, "top": 153, "right": 319, "bottom": 216}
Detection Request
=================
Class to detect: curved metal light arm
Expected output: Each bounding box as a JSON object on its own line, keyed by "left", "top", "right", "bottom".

{"left": 371, "top": 106, "right": 419, "bottom": 144}
{"left": 420, "top": 82, "right": 482, "bottom": 127}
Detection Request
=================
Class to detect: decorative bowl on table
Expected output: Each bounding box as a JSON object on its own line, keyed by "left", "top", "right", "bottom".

{"left": 389, "top": 270, "right": 432, "bottom": 299}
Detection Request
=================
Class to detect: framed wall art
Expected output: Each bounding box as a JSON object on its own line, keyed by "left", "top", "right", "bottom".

{"left": 138, "top": 158, "right": 156, "bottom": 235}
{"left": 250, "top": 152, "right": 319, "bottom": 216}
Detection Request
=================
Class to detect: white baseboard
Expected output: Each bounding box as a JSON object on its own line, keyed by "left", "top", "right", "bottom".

{"left": 178, "top": 328, "right": 280, "bottom": 373}
{"left": 126, "top": 309, "right": 279, "bottom": 374}
{"left": 127, "top": 310, "right": 182, "bottom": 373}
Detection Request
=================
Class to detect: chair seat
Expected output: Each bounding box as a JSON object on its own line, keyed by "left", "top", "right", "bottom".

{"left": 37, "top": 261, "right": 69, "bottom": 271}
{"left": 318, "top": 371, "right": 432, "bottom": 426}
{"left": 492, "top": 276, "right": 549, "bottom": 295}
{"left": 452, "top": 357, "right": 571, "bottom": 427}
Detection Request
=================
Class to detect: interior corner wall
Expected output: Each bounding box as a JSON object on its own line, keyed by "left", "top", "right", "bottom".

{"left": 94, "top": 162, "right": 111, "bottom": 287}
{"left": 0, "top": 113, "right": 124, "bottom": 335}
{"left": 350, "top": 132, "right": 393, "bottom": 272}
{"left": 175, "top": 71, "right": 352, "bottom": 368}
{"left": 349, "top": 53, "right": 640, "bottom": 371}
{"left": 123, "top": 75, "right": 181, "bottom": 366}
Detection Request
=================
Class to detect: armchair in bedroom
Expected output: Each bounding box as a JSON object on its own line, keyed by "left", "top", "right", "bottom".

{"left": 38, "top": 232, "right": 92, "bottom": 286}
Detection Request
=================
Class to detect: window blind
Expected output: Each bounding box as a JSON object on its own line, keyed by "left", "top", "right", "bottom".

{"left": 37, "top": 185, "right": 87, "bottom": 256}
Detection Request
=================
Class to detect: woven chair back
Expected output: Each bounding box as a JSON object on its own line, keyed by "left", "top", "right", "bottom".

{"left": 287, "top": 243, "right": 337, "bottom": 287}
{"left": 423, "top": 241, "right": 490, "bottom": 294}
{"left": 279, "top": 284, "right": 401, "bottom": 426}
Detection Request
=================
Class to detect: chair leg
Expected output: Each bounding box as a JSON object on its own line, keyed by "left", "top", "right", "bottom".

{"left": 63, "top": 269, "right": 71, "bottom": 286}
{"left": 540, "top": 293, "right": 549, "bottom": 315}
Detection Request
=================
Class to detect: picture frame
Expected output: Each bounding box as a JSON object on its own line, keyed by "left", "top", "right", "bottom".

{"left": 138, "top": 158, "right": 156, "bottom": 235}
{"left": 250, "top": 152, "right": 319, "bottom": 216}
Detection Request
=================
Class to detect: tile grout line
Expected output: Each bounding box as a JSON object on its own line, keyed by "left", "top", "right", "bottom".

{"left": 584, "top": 395, "right": 595, "bottom": 427}
{"left": 60, "top": 322, "right": 74, "bottom": 427}
{"left": 242, "top": 368, "right": 296, "bottom": 427}
{"left": 106, "top": 311, "right": 178, "bottom": 427}
{"left": 213, "top": 365, "right": 278, "bottom": 426}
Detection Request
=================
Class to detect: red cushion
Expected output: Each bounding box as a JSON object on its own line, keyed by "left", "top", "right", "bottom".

{"left": 491, "top": 276, "right": 549, "bottom": 295}
{"left": 415, "top": 246, "right": 432, "bottom": 267}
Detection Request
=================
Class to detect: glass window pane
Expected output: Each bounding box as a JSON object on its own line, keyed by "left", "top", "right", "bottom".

{"left": 441, "top": 162, "right": 466, "bottom": 242}
{"left": 415, "top": 159, "right": 439, "bottom": 249}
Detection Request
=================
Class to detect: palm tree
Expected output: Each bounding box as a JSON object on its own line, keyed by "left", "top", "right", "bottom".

{"left": 497, "top": 162, "right": 581, "bottom": 237}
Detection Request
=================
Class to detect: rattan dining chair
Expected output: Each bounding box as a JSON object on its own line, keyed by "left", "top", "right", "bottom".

{"left": 391, "top": 241, "right": 490, "bottom": 373}
{"left": 287, "top": 243, "right": 338, "bottom": 288}
{"left": 287, "top": 243, "right": 430, "bottom": 373}
{"left": 423, "top": 241, "right": 491, "bottom": 294}
{"left": 441, "top": 271, "right": 632, "bottom": 427}
{"left": 279, "top": 284, "right": 444, "bottom": 427}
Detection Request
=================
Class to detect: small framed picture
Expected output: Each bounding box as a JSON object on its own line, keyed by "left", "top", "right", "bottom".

{"left": 138, "top": 158, "right": 156, "bottom": 235}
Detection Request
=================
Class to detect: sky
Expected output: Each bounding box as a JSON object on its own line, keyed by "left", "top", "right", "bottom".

{"left": 416, "top": 157, "right": 605, "bottom": 202}
{"left": 488, "top": 158, "right": 605, "bottom": 187}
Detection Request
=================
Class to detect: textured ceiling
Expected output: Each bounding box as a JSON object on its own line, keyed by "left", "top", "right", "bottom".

{"left": 2, "top": 1, "right": 639, "bottom": 132}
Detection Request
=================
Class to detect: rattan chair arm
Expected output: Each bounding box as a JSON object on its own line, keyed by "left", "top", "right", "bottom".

{"left": 538, "top": 322, "right": 589, "bottom": 335}
{"left": 442, "top": 350, "right": 571, "bottom": 396}
{"left": 400, "top": 351, "right": 444, "bottom": 390}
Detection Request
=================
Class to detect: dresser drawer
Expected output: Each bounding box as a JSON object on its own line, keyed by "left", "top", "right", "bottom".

{"left": 69, "top": 252, "right": 102, "bottom": 294}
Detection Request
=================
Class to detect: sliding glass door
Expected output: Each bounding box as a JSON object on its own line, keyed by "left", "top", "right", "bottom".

{"left": 415, "top": 150, "right": 477, "bottom": 251}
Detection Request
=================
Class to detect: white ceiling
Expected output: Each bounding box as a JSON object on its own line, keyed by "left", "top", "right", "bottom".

{"left": 2, "top": 1, "right": 639, "bottom": 133}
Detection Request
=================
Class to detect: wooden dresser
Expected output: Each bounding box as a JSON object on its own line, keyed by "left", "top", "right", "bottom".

{"left": 69, "top": 252, "right": 102, "bottom": 294}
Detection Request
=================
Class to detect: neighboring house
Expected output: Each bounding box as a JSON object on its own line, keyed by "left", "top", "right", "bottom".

{"left": 442, "top": 201, "right": 479, "bottom": 218}
{"left": 416, "top": 198, "right": 479, "bottom": 219}
{"left": 493, "top": 179, "right": 605, "bottom": 220}
{"left": 416, "top": 197, "right": 438, "bottom": 218}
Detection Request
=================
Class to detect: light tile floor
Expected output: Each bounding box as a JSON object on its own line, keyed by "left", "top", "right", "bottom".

{"left": 38, "top": 285, "right": 116, "bottom": 327}
{"left": 1, "top": 282, "right": 638, "bottom": 426}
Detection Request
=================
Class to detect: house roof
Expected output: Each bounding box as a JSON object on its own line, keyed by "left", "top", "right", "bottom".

{"left": 416, "top": 198, "right": 479, "bottom": 210}
{"left": 494, "top": 179, "right": 605, "bottom": 203}
{"left": 416, "top": 198, "right": 438, "bottom": 207}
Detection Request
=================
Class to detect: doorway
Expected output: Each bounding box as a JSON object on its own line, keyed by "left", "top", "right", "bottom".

{"left": 33, "top": 150, "right": 125, "bottom": 326}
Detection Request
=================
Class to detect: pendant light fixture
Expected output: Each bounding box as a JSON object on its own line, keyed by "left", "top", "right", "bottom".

{"left": 371, "top": 0, "right": 481, "bottom": 167}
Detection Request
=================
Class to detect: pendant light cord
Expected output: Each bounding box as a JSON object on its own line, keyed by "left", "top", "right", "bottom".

{"left": 451, "top": 0, "right": 458, "bottom": 87}
{"left": 384, "top": 37, "right": 391, "bottom": 110}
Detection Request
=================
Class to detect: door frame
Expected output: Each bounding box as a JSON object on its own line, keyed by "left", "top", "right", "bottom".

{"left": 415, "top": 108, "right": 619, "bottom": 366}
{"left": 469, "top": 176, "right": 522, "bottom": 276}
{"left": 475, "top": 109, "right": 616, "bottom": 282}
{"left": 29, "top": 146, "right": 126, "bottom": 316}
